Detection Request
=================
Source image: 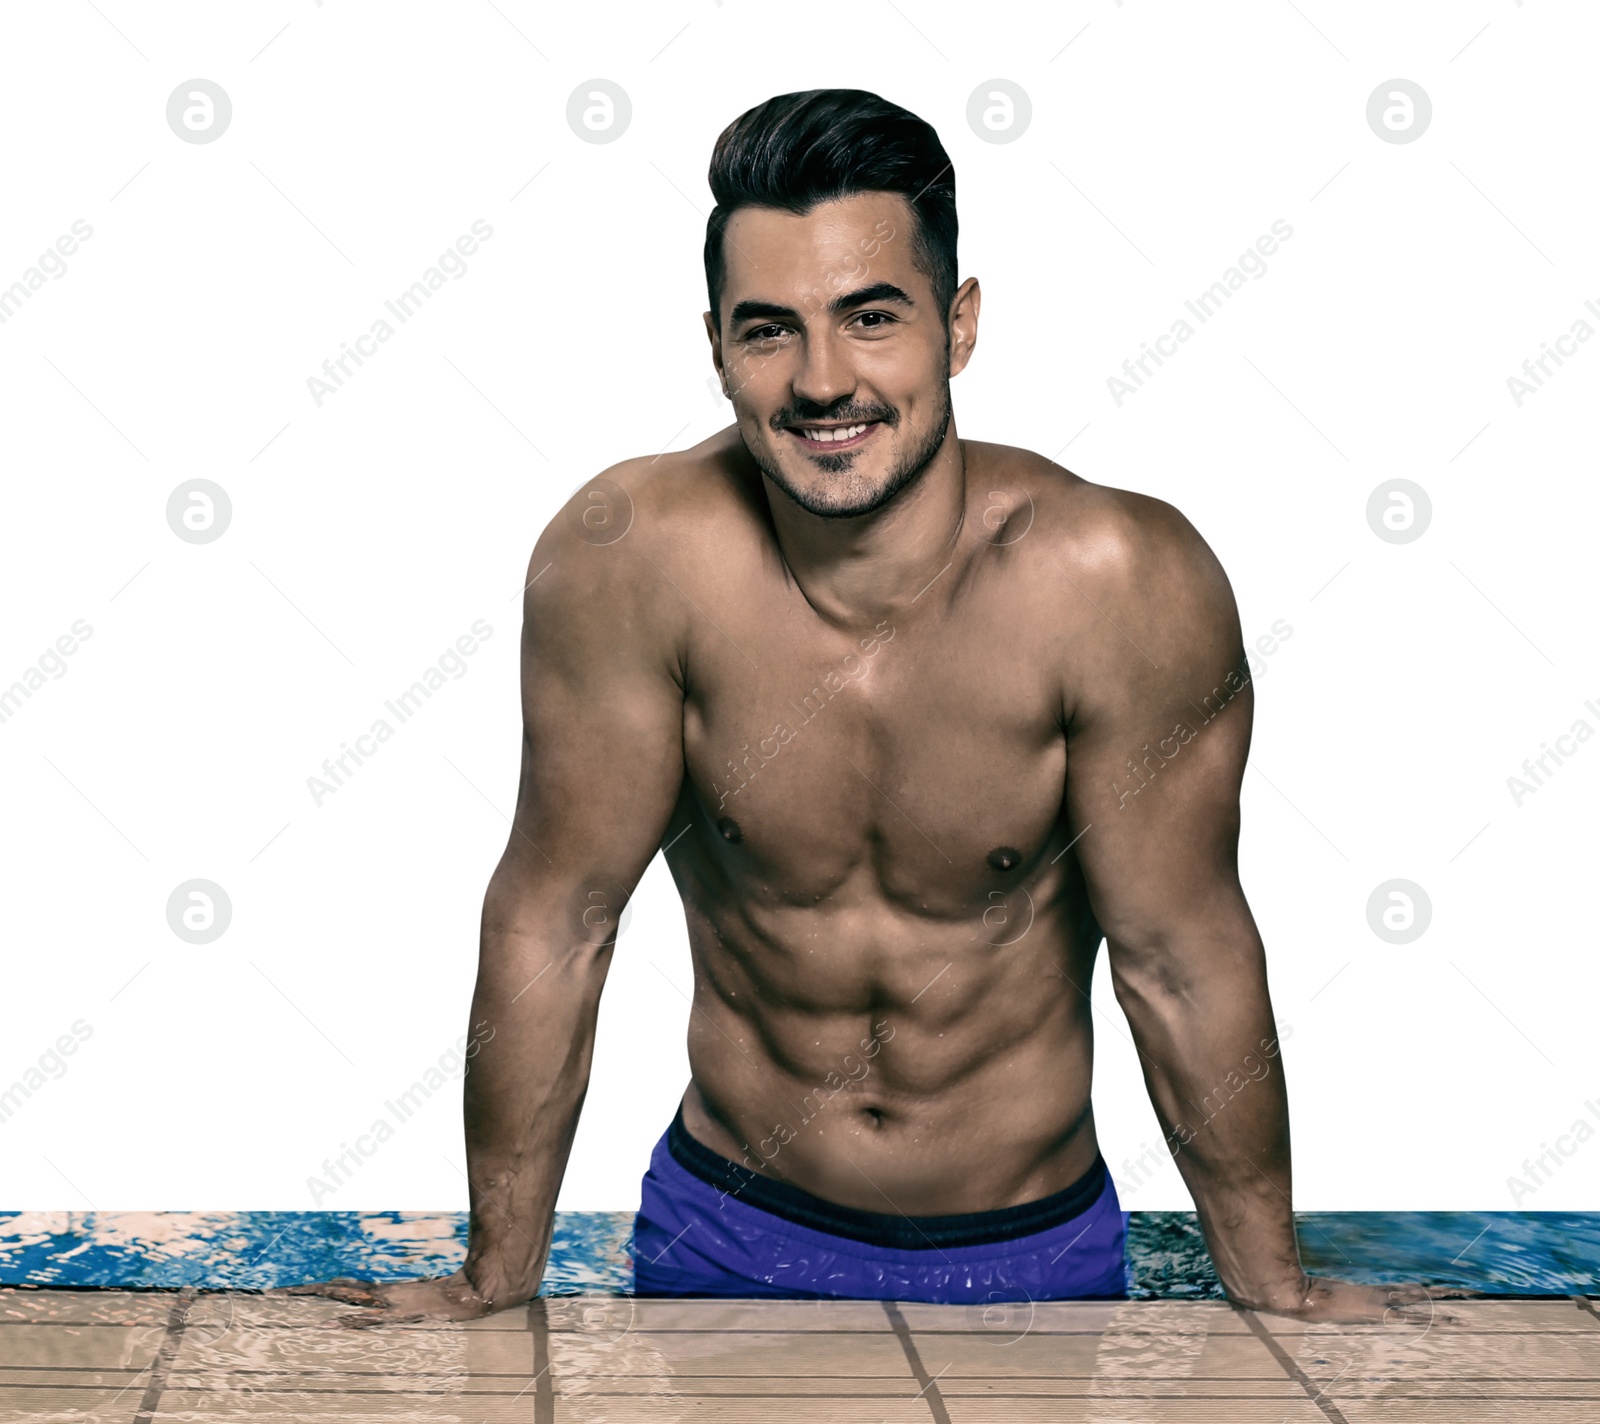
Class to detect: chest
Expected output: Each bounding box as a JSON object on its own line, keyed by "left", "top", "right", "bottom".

{"left": 679, "top": 596, "right": 1070, "bottom": 908}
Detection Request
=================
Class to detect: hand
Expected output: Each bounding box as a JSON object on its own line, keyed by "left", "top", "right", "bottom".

{"left": 1238, "top": 1274, "right": 1480, "bottom": 1325}
{"left": 273, "top": 1269, "right": 509, "bottom": 1330}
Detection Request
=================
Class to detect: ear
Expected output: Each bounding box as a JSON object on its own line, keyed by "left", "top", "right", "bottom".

{"left": 946, "top": 277, "right": 981, "bottom": 378}
{"left": 704, "top": 310, "right": 729, "bottom": 397}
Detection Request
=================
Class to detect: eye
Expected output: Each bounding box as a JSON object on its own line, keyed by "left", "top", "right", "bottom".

{"left": 852, "top": 310, "right": 895, "bottom": 329}
{"left": 744, "top": 323, "right": 788, "bottom": 342}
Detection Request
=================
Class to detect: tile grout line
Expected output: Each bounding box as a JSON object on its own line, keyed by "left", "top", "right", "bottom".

{"left": 528, "top": 1299, "right": 555, "bottom": 1423}
{"left": 881, "top": 1299, "right": 952, "bottom": 1424}
{"left": 1238, "top": 1308, "right": 1351, "bottom": 1424}
{"left": 130, "top": 1287, "right": 194, "bottom": 1424}
{"left": 1572, "top": 1294, "right": 1600, "bottom": 1326}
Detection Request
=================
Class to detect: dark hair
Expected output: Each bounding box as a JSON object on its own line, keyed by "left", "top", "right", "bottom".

{"left": 704, "top": 89, "right": 957, "bottom": 328}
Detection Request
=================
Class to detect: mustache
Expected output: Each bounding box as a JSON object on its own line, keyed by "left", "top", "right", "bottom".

{"left": 769, "top": 400, "right": 898, "bottom": 431}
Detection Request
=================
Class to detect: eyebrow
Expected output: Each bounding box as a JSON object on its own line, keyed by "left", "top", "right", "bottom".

{"left": 728, "top": 281, "right": 915, "bottom": 328}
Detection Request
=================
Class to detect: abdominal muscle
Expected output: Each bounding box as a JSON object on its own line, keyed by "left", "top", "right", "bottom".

{"left": 673, "top": 889, "right": 1105, "bottom": 1218}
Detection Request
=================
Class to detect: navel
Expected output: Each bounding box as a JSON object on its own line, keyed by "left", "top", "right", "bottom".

{"left": 717, "top": 816, "right": 743, "bottom": 844}
{"left": 986, "top": 845, "right": 1022, "bottom": 872}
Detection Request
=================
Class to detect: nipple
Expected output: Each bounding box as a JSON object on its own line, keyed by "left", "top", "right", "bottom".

{"left": 717, "top": 817, "right": 743, "bottom": 844}
{"left": 987, "top": 845, "right": 1022, "bottom": 872}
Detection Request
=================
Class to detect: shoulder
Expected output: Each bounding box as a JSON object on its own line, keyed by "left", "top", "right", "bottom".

{"left": 520, "top": 427, "right": 757, "bottom": 653}
{"left": 967, "top": 442, "right": 1241, "bottom": 708}
{"left": 968, "top": 440, "right": 1232, "bottom": 616}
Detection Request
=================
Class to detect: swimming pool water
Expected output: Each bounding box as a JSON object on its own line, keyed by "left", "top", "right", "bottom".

{"left": 2, "top": 1210, "right": 1595, "bottom": 1297}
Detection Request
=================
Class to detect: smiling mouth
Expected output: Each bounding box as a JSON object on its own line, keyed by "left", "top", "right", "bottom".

{"left": 786, "top": 422, "right": 880, "bottom": 451}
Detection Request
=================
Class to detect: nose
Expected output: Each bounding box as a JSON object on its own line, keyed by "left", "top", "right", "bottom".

{"left": 790, "top": 326, "right": 855, "bottom": 412}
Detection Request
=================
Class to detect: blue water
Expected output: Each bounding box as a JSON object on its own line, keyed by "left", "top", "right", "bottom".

{"left": 1, "top": 1210, "right": 1595, "bottom": 1296}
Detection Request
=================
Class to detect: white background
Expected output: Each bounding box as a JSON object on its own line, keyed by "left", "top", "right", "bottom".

{"left": 1, "top": 0, "right": 1595, "bottom": 1214}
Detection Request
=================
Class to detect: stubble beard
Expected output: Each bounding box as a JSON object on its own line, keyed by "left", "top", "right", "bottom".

{"left": 749, "top": 386, "right": 954, "bottom": 521}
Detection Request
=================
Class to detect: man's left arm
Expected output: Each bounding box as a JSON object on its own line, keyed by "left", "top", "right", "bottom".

{"left": 1058, "top": 492, "right": 1454, "bottom": 1323}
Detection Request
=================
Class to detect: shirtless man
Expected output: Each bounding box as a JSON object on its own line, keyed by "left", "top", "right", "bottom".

{"left": 298, "top": 89, "right": 1459, "bottom": 1325}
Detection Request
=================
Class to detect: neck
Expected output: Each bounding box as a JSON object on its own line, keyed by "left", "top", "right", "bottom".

{"left": 755, "top": 421, "right": 969, "bottom": 630}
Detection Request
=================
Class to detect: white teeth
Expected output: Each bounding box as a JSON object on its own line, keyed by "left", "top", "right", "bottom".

{"left": 801, "top": 423, "right": 868, "bottom": 443}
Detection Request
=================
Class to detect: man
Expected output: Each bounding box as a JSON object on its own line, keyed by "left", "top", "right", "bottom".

{"left": 298, "top": 89, "right": 1460, "bottom": 1324}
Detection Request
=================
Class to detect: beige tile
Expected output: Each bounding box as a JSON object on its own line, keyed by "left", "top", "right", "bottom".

{"left": 0, "top": 1286, "right": 174, "bottom": 1326}
{"left": 169, "top": 1312, "right": 531, "bottom": 1379}
{"left": 911, "top": 1331, "right": 1286, "bottom": 1381}
{"left": 547, "top": 1294, "right": 893, "bottom": 1333}
{"left": 1333, "top": 1379, "right": 1600, "bottom": 1399}
{"left": 944, "top": 1402, "right": 1332, "bottom": 1423}
{"left": 563, "top": 1376, "right": 925, "bottom": 1398}
{"left": 551, "top": 1326, "right": 910, "bottom": 1381}
{"left": 197, "top": 1291, "right": 532, "bottom": 1331}
{"left": 899, "top": 1299, "right": 1248, "bottom": 1334}
{"left": 1278, "top": 1330, "right": 1600, "bottom": 1382}
{"left": 557, "top": 1399, "right": 933, "bottom": 1423}
{"left": 1261, "top": 1298, "right": 1600, "bottom": 1334}
{"left": 0, "top": 1384, "right": 156, "bottom": 1421}
{"left": 153, "top": 1385, "right": 542, "bottom": 1420}
{"left": 1331, "top": 1402, "right": 1598, "bottom": 1423}
{"left": 0, "top": 1321, "right": 165, "bottom": 1369}
{"left": 942, "top": 1376, "right": 1304, "bottom": 1399}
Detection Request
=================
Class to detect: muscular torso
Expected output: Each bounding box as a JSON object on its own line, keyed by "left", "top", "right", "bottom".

{"left": 641, "top": 432, "right": 1119, "bottom": 1214}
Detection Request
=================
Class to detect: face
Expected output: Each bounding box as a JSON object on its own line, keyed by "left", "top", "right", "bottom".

{"left": 706, "top": 193, "right": 978, "bottom": 520}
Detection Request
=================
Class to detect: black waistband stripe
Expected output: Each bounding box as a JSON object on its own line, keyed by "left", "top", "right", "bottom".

{"left": 666, "top": 1105, "right": 1109, "bottom": 1251}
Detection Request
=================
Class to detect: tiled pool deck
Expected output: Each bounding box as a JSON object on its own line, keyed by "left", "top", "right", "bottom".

{"left": 4, "top": 1289, "right": 1599, "bottom": 1421}
{"left": 2, "top": 1211, "right": 1597, "bottom": 1420}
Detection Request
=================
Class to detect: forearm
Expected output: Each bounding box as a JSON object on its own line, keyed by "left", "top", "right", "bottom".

{"left": 1115, "top": 949, "right": 1307, "bottom": 1309}
{"left": 459, "top": 888, "right": 613, "bottom": 1307}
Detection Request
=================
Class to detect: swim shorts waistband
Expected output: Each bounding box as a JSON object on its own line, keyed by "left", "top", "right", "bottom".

{"left": 665, "top": 1103, "right": 1110, "bottom": 1251}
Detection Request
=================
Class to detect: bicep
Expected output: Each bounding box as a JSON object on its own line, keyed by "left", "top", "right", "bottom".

{"left": 1061, "top": 506, "right": 1258, "bottom": 987}
{"left": 486, "top": 500, "right": 686, "bottom": 948}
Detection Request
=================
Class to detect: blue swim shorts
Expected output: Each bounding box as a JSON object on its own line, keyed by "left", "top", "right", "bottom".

{"left": 632, "top": 1105, "right": 1128, "bottom": 1303}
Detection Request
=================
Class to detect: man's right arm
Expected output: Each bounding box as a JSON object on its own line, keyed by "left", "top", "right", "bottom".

{"left": 286, "top": 467, "right": 687, "bottom": 1325}
{"left": 462, "top": 473, "right": 687, "bottom": 1308}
